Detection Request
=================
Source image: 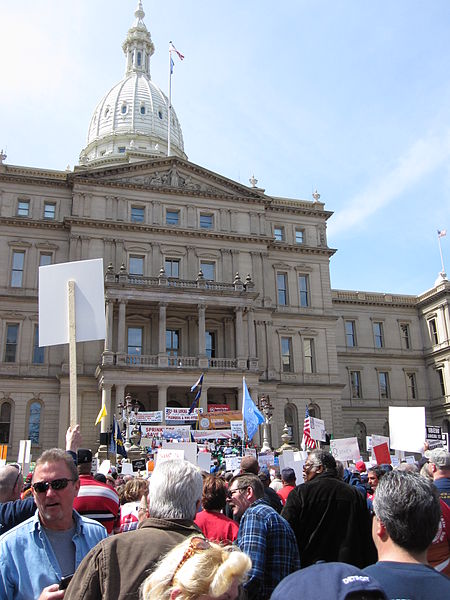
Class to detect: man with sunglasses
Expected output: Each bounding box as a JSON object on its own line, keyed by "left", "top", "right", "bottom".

{"left": 0, "top": 448, "right": 107, "bottom": 600}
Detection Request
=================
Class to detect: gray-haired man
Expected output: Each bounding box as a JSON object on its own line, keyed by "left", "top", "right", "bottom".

{"left": 65, "top": 459, "right": 203, "bottom": 600}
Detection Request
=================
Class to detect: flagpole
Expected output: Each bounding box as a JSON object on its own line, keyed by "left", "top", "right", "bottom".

{"left": 438, "top": 231, "right": 446, "bottom": 275}
{"left": 167, "top": 43, "right": 172, "bottom": 156}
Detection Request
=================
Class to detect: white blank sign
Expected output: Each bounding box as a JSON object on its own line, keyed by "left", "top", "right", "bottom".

{"left": 39, "top": 258, "right": 106, "bottom": 346}
{"left": 389, "top": 406, "right": 425, "bottom": 452}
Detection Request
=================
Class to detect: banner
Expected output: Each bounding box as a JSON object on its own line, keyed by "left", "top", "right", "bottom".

{"left": 191, "top": 429, "right": 232, "bottom": 441}
{"left": 208, "top": 404, "right": 230, "bottom": 413}
{"left": 165, "top": 407, "right": 203, "bottom": 422}
{"left": 330, "top": 437, "right": 361, "bottom": 461}
{"left": 230, "top": 420, "right": 244, "bottom": 439}
{"left": 137, "top": 411, "right": 163, "bottom": 424}
{"left": 199, "top": 410, "right": 243, "bottom": 430}
{"left": 141, "top": 425, "right": 191, "bottom": 441}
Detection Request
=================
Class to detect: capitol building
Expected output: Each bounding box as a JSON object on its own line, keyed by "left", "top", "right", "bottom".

{"left": 0, "top": 2, "right": 448, "bottom": 457}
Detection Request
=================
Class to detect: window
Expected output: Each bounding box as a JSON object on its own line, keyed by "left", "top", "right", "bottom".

{"left": 17, "top": 200, "right": 30, "bottom": 217}
{"left": 5, "top": 324, "right": 19, "bottom": 362}
{"left": 32, "top": 326, "right": 44, "bottom": 364}
{"left": 438, "top": 369, "right": 446, "bottom": 397}
{"left": 406, "top": 372, "right": 417, "bottom": 399}
{"left": 39, "top": 253, "right": 52, "bottom": 267}
{"left": 165, "top": 258, "right": 179, "bottom": 278}
{"left": 206, "top": 331, "right": 216, "bottom": 359}
{"left": 378, "top": 372, "right": 390, "bottom": 399}
{"left": 429, "top": 318, "right": 439, "bottom": 345}
{"left": 44, "top": 203, "right": 56, "bottom": 219}
{"left": 140, "top": 105, "right": 146, "bottom": 115}
{"left": 200, "top": 261, "right": 215, "bottom": 281}
{"left": 129, "top": 256, "right": 144, "bottom": 276}
{"left": 298, "top": 275, "right": 309, "bottom": 307}
{"left": 400, "top": 323, "right": 410, "bottom": 349}
{"left": 274, "top": 227, "right": 284, "bottom": 241}
{"left": 166, "top": 329, "right": 179, "bottom": 356}
{"left": 345, "top": 320, "right": 357, "bottom": 347}
{"left": 277, "top": 273, "right": 288, "bottom": 305}
{"left": 0, "top": 402, "right": 11, "bottom": 443}
{"left": 131, "top": 206, "right": 145, "bottom": 223}
{"left": 166, "top": 210, "right": 180, "bottom": 226}
{"left": 121, "top": 104, "right": 127, "bottom": 114}
{"left": 137, "top": 52, "right": 142, "bottom": 66}
{"left": 350, "top": 371, "right": 362, "bottom": 398}
{"left": 28, "top": 402, "right": 41, "bottom": 444}
{"left": 158, "top": 110, "right": 163, "bottom": 119}
{"left": 11, "top": 251, "right": 25, "bottom": 287}
{"left": 295, "top": 229, "right": 304, "bottom": 244}
{"left": 200, "top": 213, "right": 213, "bottom": 229}
{"left": 303, "top": 338, "right": 315, "bottom": 373}
{"left": 127, "top": 327, "right": 143, "bottom": 356}
{"left": 118, "top": 146, "right": 126, "bottom": 153}
{"left": 281, "top": 337, "right": 293, "bottom": 372}
{"left": 373, "top": 322, "right": 384, "bottom": 348}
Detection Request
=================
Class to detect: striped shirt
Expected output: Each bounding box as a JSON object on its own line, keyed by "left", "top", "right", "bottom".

{"left": 73, "top": 475, "right": 119, "bottom": 534}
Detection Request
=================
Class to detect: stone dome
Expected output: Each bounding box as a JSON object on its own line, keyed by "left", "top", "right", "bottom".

{"left": 79, "top": 1, "right": 186, "bottom": 167}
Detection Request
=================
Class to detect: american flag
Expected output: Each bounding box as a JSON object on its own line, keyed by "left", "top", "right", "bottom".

{"left": 302, "top": 406, "right": 317, "bottom": 450}
{"left": 169, "top": 42, "right": 185, "bottom": 61}
{"left": 438, "top": 229, "right": 447, "bottom": 238}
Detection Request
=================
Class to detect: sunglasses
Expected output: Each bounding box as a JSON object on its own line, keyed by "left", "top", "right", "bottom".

{"left": 171, "top": 537, "right": 210, "bottom": 584}
{"left": 32, "top": 478, "right": 77, "bottom": 494}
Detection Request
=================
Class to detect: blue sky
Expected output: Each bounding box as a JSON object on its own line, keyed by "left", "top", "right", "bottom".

{"left": 1, "top": 0, "right": 449, "bottom": 295}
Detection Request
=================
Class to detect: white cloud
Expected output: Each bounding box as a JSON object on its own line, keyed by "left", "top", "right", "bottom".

{"left": 328, "top": 129, "right": 450, "bottom": 236}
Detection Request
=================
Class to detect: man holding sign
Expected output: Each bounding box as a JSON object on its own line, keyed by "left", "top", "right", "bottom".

{"left": 282, "top": 449, "right": 375, "bottom": 568}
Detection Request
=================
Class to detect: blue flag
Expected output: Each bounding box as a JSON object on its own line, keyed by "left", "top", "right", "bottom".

{"left": 242, "top": 377, "right": 264, "bottom": 440}
{"left": 189, "top": 373, "right": 204, "bottom": 414}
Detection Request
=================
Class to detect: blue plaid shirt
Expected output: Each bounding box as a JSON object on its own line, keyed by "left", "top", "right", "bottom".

{"left": 237, "top": 498, "right": 300, "bottom": 600}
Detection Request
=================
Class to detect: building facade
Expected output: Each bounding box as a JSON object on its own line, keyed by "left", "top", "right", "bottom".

{"left": 0, "top": 3, "right": 448, "bottom": 458}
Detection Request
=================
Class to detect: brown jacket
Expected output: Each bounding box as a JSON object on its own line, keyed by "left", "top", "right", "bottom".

{"left": 65, "top": 517, "right": 201, "bottom": 600}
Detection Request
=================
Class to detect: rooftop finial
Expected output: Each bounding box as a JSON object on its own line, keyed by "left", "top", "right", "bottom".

{"left": 134, "top": 1, "right": 145, "bottom": 25}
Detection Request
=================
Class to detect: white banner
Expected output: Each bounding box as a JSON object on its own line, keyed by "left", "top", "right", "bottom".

{"left": 165, "top": 407, "right": 203, "bottom": 422}
{"left": 330, "top": 437, "right": 361, "bottom": 462}
{"left": 157, "top": 448, "right": 185, "bottom": 463}
{"left": 310, "top": 417, "right": 326, "bottom": 441}
{"left": 137, "top": 411, "right": 163, "bottom": 424}
{"left": 141, "top": 425, "right": 191, "bottom": 440}
{"left": 191, "top": 429, "right": 232, "bottom": 441}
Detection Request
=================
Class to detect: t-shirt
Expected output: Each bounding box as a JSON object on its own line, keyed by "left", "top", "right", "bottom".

{"left": 428, "top": 499, "right": 450, "bottom": 576}
{"left": 194, "top": 509, "right": 238, "bottom": 544}
{"left": 277, "top": 485, "right": 295, "bottom": 506}
{"left": 363, "top": 561, "right": 450, "bottom": 599}
{"left": 434, "top": 477, "right": 450, "bottom": 507}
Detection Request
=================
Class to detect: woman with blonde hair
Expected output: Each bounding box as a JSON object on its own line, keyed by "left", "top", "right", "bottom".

{"left": 141, "top": 535, "right": 251, "bottom": 600}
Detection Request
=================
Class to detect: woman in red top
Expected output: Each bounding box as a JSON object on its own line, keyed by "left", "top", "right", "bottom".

{"left": 194, "top": 474, "right": 239, "bottom": 544}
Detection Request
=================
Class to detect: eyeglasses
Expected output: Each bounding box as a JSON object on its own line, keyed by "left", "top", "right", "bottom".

{"left": 32, "top": 478, "right": 77, "bottom": 494}
{"left": 12, "top": 468, "right": 22, "bottom": 491}
{"left": 171, "top": 537, "right": 210, "bottom": 584}
{"left": 226, "top": 486, "right": 248, "bottom": 500}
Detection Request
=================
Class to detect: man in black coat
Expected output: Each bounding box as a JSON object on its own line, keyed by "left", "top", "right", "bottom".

{"left": 281, "top": 449, "right": 376, "bottom": 568}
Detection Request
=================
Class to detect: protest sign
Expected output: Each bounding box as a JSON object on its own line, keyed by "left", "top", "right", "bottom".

{"left": 225, "top": 456, "right": 241, "bottom": 472}
{"left": 98, "top": 459, "right": 110, "bottom": 475}
{"left": 199, "top": 411, "right": 243, "bottom": 430}
{"left": 137, "top": 411, "right": 163, "bottom": 424}
{"left": 258, "top": 453, "right": 275, "bottom": 468}
{"left": 162, "top": 442, "right": 197, "bottom": 465}
{"left": 330, "top": 437, "right": 360, "bottom": 462}
{"left": 165, "top": 407, "right": 203, "bottom": 422}
{"left": 157, "top": 448, "right": 185, "bottom": 463}
{"left": 197, "top": 452, "right": 211, "bottom": 473}
{"left": 121, "top": 462, "right": 134, "bottom": 475}
{"left": 132, "top": 458, "right": 146, "bottom": 472}
{"left": 373, "top": 442, "right": 391, "bottom": 465}
{"left": 244, "top": 448, "right": 257, "bottom": 458}
{"left": 371, "top": 434, "right": 389, "bottom": 450}
{"left": 310, "top": 417, "right": 326, "bottom": 441}
{"left": 230, "top": 420, "right": 244, "bottom": 439}
{"left": 208, "top": 404, "right": 230, "bottom": 413}
{"left": 426, "top": 425, "right": 447, "bottom": 450}
{"left": 191, "top": 429, "right": 232, "bottom": 441}
{"left": 141, "top": 425, "right": 191, "bottom": 441}
{"left": 389, "top": 406, "right": 425, "bottom": 452}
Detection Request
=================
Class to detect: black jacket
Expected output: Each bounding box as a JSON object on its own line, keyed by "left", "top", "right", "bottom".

{"left": 281, "top": 471, "right": 376, "bottom": 568}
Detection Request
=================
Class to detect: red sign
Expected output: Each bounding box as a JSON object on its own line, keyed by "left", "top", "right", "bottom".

{"left": 208, "top": 404, "right": 230, "bottom": 413}
{"left": 373, "top": 442, "right": 391, "bottom": 465}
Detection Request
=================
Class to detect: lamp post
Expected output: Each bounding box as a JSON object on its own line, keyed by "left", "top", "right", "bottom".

{"left": 258, "top": 394, "right": 274, "bottom": 453}
{"left": 117, "top": 392, "right": 141, "bottom": 452}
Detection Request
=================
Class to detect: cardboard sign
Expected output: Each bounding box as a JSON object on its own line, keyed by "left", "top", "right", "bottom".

{"left": 98, "top": 459, "right": 111, "bottom": 475}
{"left": 161, "top": 442, "right": 197, "bottom": 465}
{"left": 230, "top": 420, "right": 244, "bottom": 439}
{"left": 373, "top": 442, "right": 391, "bottom": 465}
{"left": 39, "top": 258, "right": 106, "bottom": 346}
{"left": 137, "top": 411, "right": 163, "bottom": 424}
{"left": 244, "top": 448, "right": 257, "bottom": 458}
{"left": 157, "top": 448, "right": 185, "bottom": 463}
{"left": 258, "top": 453, "right": 275, "bottom": 468}
{"left": 197, "top": 452, "right": 211, "bottom": 473}
{"left": 371, "top": 434, "right": 390, "bottom": 450}
{"left": 310, "top": 417, "right": 326, "bottom": 441}
{"left": 389, "top": 406, "right": 425, "bottom": 452}
{"left": 225, "top": 456, "right": 241, "bottom": 472}
{"left": 330, "top": 437, "right": 361, "bottom": 462}
{"left": 121, "top": 462, "right": 134, "bottom": 475}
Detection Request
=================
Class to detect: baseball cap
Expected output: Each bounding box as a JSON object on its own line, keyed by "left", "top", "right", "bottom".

{"left": 425, "top": 448, "right": 450, "bottom": 468}
{"left": 355, "top": 460, "right": 366, "bottom": 473}
{"left": 270, "top": 562, "right": 387, "bottom": 600}
{"left": 77, "top": 448, "right": 93, "bottom": 464}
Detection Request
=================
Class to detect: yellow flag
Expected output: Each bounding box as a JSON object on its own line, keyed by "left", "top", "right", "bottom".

{"left": 95, "top": 404, "right": 107, "bottom": 426}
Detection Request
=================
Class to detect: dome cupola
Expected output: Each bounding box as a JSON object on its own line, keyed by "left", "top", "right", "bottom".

{"left": 79, "top": 1, "right": 186, "bottom": 167}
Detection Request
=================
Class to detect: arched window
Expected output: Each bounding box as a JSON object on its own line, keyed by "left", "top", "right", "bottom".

{"left": 353, "top": 419, "right": 367, "bottom": 453}
{"left": 284, "top": 403, "right": 299, "bottom": 447}
{"left": 137, "top": 52, "right": 142, "bottom": 66}
{"left": 308, "top": 403, "right": 321, "bottom": 419}
{"left": 0, "top": 401, "right": 12, "bottom": 444}
{"left": 28, "top": 401, "right": 41, "bottom": 444}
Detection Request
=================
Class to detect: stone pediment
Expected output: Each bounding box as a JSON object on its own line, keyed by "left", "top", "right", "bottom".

{"left": 71, "top": 157, "right": 263, "bottom": 200}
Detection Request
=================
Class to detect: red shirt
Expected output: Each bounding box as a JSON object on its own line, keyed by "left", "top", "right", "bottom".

{"left": 428, "top": 499, "right": 450, "bottom": 576}
{"left": 277, "top": 485, "right": 295, "bottom": 506}
{"left": 73, "top": 474, "right": 120, "bottom": 534}
{"left": 194, "top": 510, "right": 239, "bottom": 544}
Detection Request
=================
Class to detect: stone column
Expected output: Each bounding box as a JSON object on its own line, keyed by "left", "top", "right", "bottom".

{"left": 103, "top": 299, "right": 115, "bottom": 365}
{"left": 199, "top": 385, "right": 208, "bottom": 415}
{"left": 116, "top": 300, "right": 127, "bottom": 365}
{"left": 158, "top": 385, "right": 168, "bottom": 419}
{"left": 100, "top": 383, "right": 112, "bottom": 434}
{"left": 187, "top": 316, "right": 196, "bottom": 356}
{"left": 224, "top": 317, "right": 234, "bottom": 359}
{"left": 198, "top": 304, "right": 208, "bottom": 368}
{"left": 235, "top": 307, "right": 246, "bottom": 369}
{"left": 237, "top": 385, "right": 243, "bottom": 412}
{"left": 158, "top": 303, "right": 168, "bottom": 367}
{"left": 247, "top": 308, "right": 258, "bottom": 371}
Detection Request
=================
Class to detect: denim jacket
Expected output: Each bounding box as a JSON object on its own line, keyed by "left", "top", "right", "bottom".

{"left": 0, "top": 509, "right": 107, "bottom": 600}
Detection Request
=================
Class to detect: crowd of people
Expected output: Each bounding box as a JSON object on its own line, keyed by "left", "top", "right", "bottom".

{"left": 0, "top": 426, "right": 449, "bottom": 599}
